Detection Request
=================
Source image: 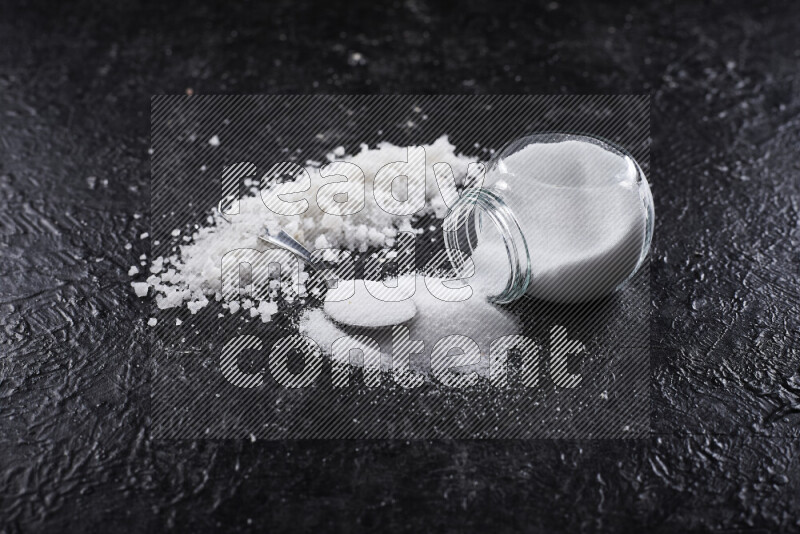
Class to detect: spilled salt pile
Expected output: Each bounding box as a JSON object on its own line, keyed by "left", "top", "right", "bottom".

{"left": 131, "top": 133, "right": 523, "bottom": 379}
{"left": 298, "top": 272, "right": 519, "bottom": 379}
{"left": 468, "top": 235, "right": 512, "bottom": 299}
{"left": 297, "top": 307, "right": 395, "bottom": 371}
{"left": 132, "top": 132, "right": 651, "bottom": 387}
{"left": 132, "top": 136, "right": 476, "bottom": 319}
{"left": 405, "top": 273, "right": 518, "bottom": 376}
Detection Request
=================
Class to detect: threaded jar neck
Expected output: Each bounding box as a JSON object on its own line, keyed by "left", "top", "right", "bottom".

{"left": 442, "top": 187, "right": 531, "bottom": 304}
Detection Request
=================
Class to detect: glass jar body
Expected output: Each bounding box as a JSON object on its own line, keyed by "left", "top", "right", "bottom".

{"left": 444, "top": 134, "right": 654, "bottom": 304}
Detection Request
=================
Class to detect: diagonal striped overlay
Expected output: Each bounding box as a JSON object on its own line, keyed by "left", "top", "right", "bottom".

{"left": 150, "top": 95, "right": 650, "bottom": 439}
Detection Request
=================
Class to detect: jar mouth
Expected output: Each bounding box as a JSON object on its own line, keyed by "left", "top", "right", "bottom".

{"left": 632, "top": 157, "right": 655, "bottom": 275}
{"left": 442, "top": 188, "right": 531, "bottom": 304}
{"left": 490, "top": 132, "right": 640, "bottom": 190}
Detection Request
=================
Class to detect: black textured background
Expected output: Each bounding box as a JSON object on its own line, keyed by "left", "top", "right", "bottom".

{"left": 1, "top": 0, "right": 799, "bottom": 532}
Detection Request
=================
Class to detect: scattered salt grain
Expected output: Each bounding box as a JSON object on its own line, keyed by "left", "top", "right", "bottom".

{"left": 147, "top": 318, "right": 157, "bottom": 327}
{"left": 209, "top": 135, "right": 220, "bottom": 147}
{"left": 128, "top": 266, "right": 140, "bottom": 276}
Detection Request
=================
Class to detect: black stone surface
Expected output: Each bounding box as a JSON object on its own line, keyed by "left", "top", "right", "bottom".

{"left": 1, "top": 0, "right": 798, "bottom": 531}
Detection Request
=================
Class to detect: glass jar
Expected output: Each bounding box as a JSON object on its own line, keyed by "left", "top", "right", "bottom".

{"left": 443, "top": 133, "right": 654, "bottom": 304}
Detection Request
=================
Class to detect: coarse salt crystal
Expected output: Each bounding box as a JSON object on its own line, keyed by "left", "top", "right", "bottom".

{"left": 131, "top": 282, "right": 149, "bottom": 297}
{"left": 187, "top": 298, "right": 209, "bottom": 315}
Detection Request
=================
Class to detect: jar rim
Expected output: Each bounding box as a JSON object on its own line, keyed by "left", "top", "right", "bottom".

{"left": 442, "top": 188, "right": 531, "bottom": 304}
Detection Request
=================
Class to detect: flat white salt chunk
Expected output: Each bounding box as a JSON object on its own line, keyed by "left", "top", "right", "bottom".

{"left": 131, "top": 282, "right": 149, "bottom": 297}
{"left": 128, "top": 266, "right": 139, "bottom": 276}
{"left": 147, "top": 318, "right": 157, "bottom": 327}
{"left": 324, "top": 279, "right": 416, "bottom": 328}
